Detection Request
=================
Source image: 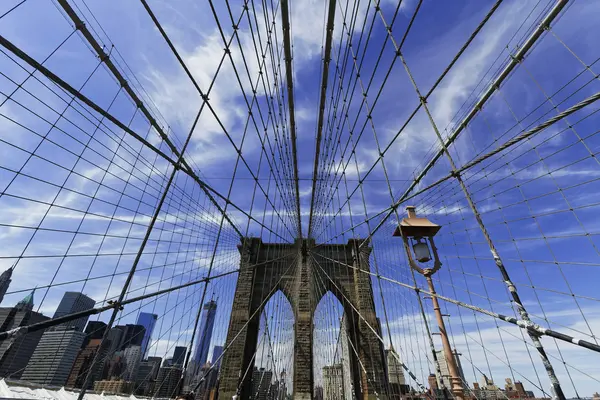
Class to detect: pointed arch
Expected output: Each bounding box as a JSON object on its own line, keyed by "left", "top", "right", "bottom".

{"left": 255, "top": 290, "right": 295, "bottom": 399}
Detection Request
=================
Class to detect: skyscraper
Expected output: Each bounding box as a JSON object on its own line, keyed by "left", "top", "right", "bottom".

{"left": 435, "top": 349, "right": 466, "bottom": 389}
{"left": 338, "top": 314, "right": 353, "bottom": 400}
{"left": 148, "top": 356, "right": 163, "bottom": 365}
{"left": 123, "top": 345, "right": 143, "bottom": 381}
{"left": 106, "top": 327, "right": 124, "bottom": 356}
{"left": 135, "top": 357, "right": 162, "bottom": 396}
{"left": 196, "top": 363, "right": 219, "bottom": 400}
{"left": 315, "top": 386, "right": 324, "bottom": 400}
{"left": 52, "top": 292, "right": 95, "bottom": 332}
{"left": 154, "top": 366, "right": 182, "bottom": 398}
{"left": 429, "top": 373, "right": 444, "bottom": 399}
{"left": 15, "top": 289, "right": 35, "bottom": 312}
{"left": 101, "top": 353, "right": 125, "bottom": 380}
{"left": 0, "top": 264, "right": 15, "bottom": 304}
{"left": 211, "top": 345, "right": 223, "bottom": 369}
{"left": 82, "top": 320, "right": 107, "bottom": 349}
{"left": 136, "top": 312, "right": 157, "bottom": 359}
{"left": 472, "top": 375, "right": 503, "bottom": 400}
{"left": 172, "top": 346, "right": 187, "bottom": 367}
{"left": 0, "top": 290, "right": 49, "bottom": 379}
{"left": 193, "top": 300, "right": 217, "bottom": 367}
{"left": 115, "top": 324, "right": 146, "bottom": 350}
{"left": 323, "top": 364, "right": 344, "bottom": 400}
{"left": 385, "top": 348, "right": 408, "bottom": 399}
{"left": 84, "top": 320, "right": 107, "bottom": 339}
{"left": 251, "top": 367, "right": 273, "bottom": 400}
{"left": 66, "top": 338, "right": 109, "bottom": 388}
{"left": 276, "top": 370, "right": 288, "bottom": 400}
{"left": 21, "top": 328, "right": 87, "bottom": 385}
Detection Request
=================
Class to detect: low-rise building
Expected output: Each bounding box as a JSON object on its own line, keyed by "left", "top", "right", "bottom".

{"left": 93, "top": 379, "right": 134, "bottom": 394}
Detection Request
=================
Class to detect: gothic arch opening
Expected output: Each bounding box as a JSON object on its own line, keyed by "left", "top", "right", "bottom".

{"left": 313, "top": 291, "right": 354, "bottom": 400}
{"left": 253, "top": 290, "right": 294, "bottom": 400}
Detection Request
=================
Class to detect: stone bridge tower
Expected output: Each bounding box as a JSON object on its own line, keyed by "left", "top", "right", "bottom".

{"left": 218, "top": 238, "right": 387, "bottom": 400}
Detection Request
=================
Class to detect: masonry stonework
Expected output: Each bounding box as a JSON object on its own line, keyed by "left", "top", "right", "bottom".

{"left": 219, "top": 238, "right": 387, "bottom": 400}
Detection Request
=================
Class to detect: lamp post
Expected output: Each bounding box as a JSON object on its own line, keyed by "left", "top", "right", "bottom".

{"left": 393, "top": 206, "right": 464, "bottom": 400}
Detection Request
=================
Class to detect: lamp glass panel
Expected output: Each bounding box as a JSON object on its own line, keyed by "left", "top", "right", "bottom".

{"left": 413, "top": 241, "right": 431, "bottom": 263}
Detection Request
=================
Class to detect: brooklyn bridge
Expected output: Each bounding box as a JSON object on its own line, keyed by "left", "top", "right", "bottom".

{"left": 0, "top": 0, "right": 598, "bottom": 399}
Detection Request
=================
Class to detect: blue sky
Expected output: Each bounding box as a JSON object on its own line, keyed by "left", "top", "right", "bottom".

{"left": 0, "top": 0, "right": 599, "bottom": 397}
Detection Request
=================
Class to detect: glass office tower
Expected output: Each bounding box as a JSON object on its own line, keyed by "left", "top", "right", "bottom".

{"left": 192, "top": 300, "right": 217, "bottom": 366}
{"left": 136, "top": 312, "right": 158, "bottom": 358}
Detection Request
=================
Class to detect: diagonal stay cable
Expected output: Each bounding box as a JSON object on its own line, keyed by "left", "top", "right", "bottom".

{"left": 281, "top": 0, "right": 302, "bottom": 237}
{"left": 309, "top": 251, "right": 431, "bottom": 396}
{"left": 59, "top": 0, "right": 300, "bottom": 242}
{"left": 0, "top": 33, "right": 254, "bottom": 241}
{"left": 0, "top": 267, "right": 238, "bottom": 341}
{"left": 317, "top": 69, "right": 600, "bottom": 246}
{"left": 310, "top": 0, "right": 417, "bottom": 239}
{"left": 311, "top": 251, "right": 600, "bottom": 354}
{"left": 54, "top": 0, "right": 254, "bottom": 241}
{"left": 359, "top": 0, "right": 569, "bottom": 246}
{"left": 308, "top": 0, "right": 337, "bottom": 238}
{"left": 139, "top": 0, "right": 298, "bottom": 240}
{"left": 0, "top": 33, "right": 292, "bottom": 242}
{"left": 311, "top": 0, "right": 504, "bottom": 242}
{"left": 210, "top": 0, "right": 299, "bottom": 238}
{"left": 383, "top": 89, "right": 600, "bottom": 223}
{"left": 191, "top": 251, "right": 300, "bottom": 394}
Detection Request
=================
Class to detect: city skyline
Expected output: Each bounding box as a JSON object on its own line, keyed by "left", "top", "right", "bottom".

{"left": 0, "top": 284, "right": 226, "bottom": 398}
{"left": 0, "top": 283, "right": 576, "bottom": 399}
{"left": 0, "top": 284, "right": 595, "bottom": 399}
